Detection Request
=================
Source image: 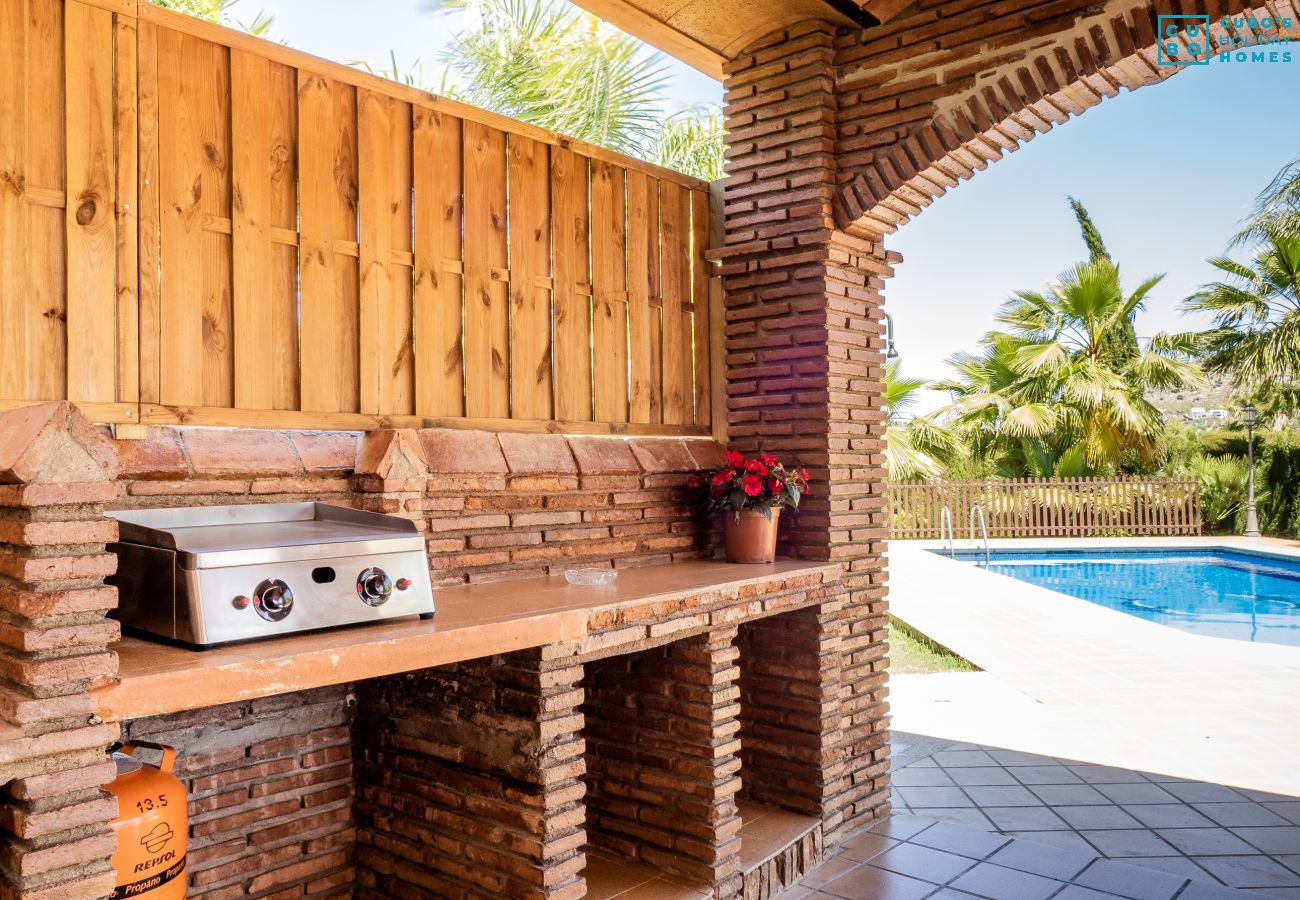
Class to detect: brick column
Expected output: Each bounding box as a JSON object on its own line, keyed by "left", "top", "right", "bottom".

{"left": 719, "top": 21, "right": 892, "bottom": 843}
{"left": 736, "top": 604, "right": 843, "bottom": 816}
{"left": 353, "top": 649, "right": 586, "bottom": 899}
{"left": 351, "top": 429, "right": 430, "bottom": 524}
{"left": 0, "top": 402, "right": 122, "bottom": 900}
{"left": 582, "top": 628, "right": 742, "bottom": 893}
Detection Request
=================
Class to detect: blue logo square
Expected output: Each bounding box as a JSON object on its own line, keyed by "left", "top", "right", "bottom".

{"left": 1158, "top": 15, "right": 1211, "bottom": 65}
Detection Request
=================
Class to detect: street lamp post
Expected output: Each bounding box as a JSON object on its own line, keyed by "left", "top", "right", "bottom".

{"left": 1243, "top": 403, "right": 1261, "bottom": 538}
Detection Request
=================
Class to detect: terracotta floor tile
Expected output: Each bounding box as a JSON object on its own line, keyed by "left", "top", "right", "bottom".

{"left": 1073, "top": 858, "right": 1189, "bottom": 900}
{"left": 909, "top": 822, "right": 1010, "bottom": 860}
{"left": 987, "top": 838, "right": 1095, "bottom": 880}
{"left": 736, "top": 802, "right": 817, "bottom": 871}
{"left": 892, "top": 766, "right": 957, "bottom": 787}
{"left": 932, "top": 750, "right": 1000, "bottom": 768}
{"left": 1157, "top": 827, "right": 1259, "bottom": 856}
{"left": 1196, "top": 803, "right": 1293, "bottom": 828}
{"left": 869, "top": 842, "right": 976, "bottom": 883}
{"left": 946, "top": 766, "right": 1018, "bottom": 786}
{"left": 1230, "top": 826, "right": 1300, "bottom": 855}
{"left": 1001, "top": 829, "right": 1100, "bottom": 855}
{"left": 1093, "top": 782, "right": 1180, "bottom": 805}
{"left": 867, "top": 814, "right": 933, "bottom": 841}
{"left": 1162, "top": 783, "right": 1250, "bottom": 804}
{"left": 962, "top": 785, "right": 1042, "bottom": 807}
{"left": 1029, "top": 784, "right": 1111, "bottom": 806}
{"left": 1053, "top": 805, "right": 1143, "bottom": 830}
{"left": 1078, "top": 829, "right": 1179, "bottom": 858}
{"left": 947, "top": 862, "right": 1061, "bottom": 900}
{"left": 921, "top": 808, "right": 998, "bottom": 830}
{"left": 1067, "top": 766, "right": 1153, "bottom": 785}
{"left": 1008, "top": 765, "right": 1084, "bottom": 785}
{"left": 1176, "top": 881, "right": 1254, "bottom": 899}
{"left": 1052, "top": 887, "right": 1122, "bottom": 899}
{"left": 896, "top": 786, "right": 973, "bottom": 809}
{"left": 798, "top": 856, "right": 860, "bottom": 889}
{"left": 1122, "top": 804, "right": 1218, "bottom": 829}
{"left": 837, "top": 831, "right": 897, "bottom": 864}
{"left": 819, "top": 865, "right": 936, "bottom": 900}
{"left": 982, "top": 805, "right": 1069, "bottom": 832}
{"left": 1193, "top": 853, "right": 1300, "bottom": 889}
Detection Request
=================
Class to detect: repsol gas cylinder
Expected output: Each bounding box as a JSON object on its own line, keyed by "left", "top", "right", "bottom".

{"left": 106, "top": 741, "right": 188, "bottom": 899}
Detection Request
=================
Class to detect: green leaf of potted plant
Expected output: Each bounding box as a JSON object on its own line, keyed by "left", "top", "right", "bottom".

{"left": 688, "top": 450, "right": 810, "bottom": 563}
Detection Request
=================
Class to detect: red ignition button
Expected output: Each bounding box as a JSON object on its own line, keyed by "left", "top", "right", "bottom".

{"left": 395, "top": 578, "right": 412, "bottom": 591}
{"left": 232, "top": 595, "right": 251, "bottom": 610}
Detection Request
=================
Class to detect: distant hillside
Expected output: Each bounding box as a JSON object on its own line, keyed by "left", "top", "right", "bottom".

{"left": 1149, "top": 373, "right": 1237, "bottom": 423}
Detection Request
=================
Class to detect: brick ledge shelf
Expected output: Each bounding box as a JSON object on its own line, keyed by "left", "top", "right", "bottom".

{"left": 89, "top": 559, "right": 839, "bottom": 723}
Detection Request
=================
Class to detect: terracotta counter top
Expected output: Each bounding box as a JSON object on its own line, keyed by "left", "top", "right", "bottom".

{"left": 93, "top": 559, "right": 838, "bottom": 722}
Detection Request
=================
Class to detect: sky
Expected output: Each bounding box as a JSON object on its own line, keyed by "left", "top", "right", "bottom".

{"left": 244, "top": 2, "right": 1299, "bottom": 414}
{"left": 240, "top": 0, "right": 723, "bottom": 117}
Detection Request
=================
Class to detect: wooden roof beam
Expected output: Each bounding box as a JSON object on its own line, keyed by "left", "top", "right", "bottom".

{"left": 566, "top": 0, "right": 727, "bottom": 79}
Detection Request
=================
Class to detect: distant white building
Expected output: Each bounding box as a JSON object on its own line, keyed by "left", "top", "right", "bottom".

{"left": 1208, "top": 408, "right": 1229, "bottom": 420}
{"left": 1186, "top": 407, "right": 1208, "bottom": 421}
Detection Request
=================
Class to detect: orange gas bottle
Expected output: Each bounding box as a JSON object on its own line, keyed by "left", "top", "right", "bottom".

{"left": 106, "top": 741, "right": 188, "bottom": 899}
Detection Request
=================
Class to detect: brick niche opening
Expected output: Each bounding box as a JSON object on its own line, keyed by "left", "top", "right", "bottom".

{"left": 580, "top": 628, "right": 743, "bottom": 896}
{"left": 733, "top": 605, "right": 842, "bottom": 894}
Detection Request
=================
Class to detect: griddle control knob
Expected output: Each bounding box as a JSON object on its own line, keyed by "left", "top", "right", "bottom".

{"left": 253, "top": 579, "right": 294, "bottom": 622}
{"left": 357, "top": 567, "right": 393, "bottom": 607}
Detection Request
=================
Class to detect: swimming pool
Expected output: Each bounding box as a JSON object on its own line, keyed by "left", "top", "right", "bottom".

{"left": 936, "top": 547, "right": 1300, "bottom": 646}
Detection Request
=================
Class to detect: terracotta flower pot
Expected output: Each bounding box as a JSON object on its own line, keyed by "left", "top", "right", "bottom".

{"left": 723, "top": 508, "right": 780, "bottom": 564}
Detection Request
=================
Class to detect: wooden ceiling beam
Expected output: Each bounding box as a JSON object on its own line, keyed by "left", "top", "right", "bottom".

{"left": 566, "top": 0, "right": 727, "bottom": 79}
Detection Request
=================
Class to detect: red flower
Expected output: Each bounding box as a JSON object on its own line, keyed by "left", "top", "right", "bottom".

{"left": 711, "top": 469, "right": 734, "bottom": 488}
{"left": 687, "top": 475, "right": 702, "bottom": 490}
{"left": 768, "top": 477, "right": 783, "bottom": 493}
{"left": 760, "top": 453, "right": 777, "bottom": 467}
{"left": 724, "top": 450, "right": 744, "bottom": 467}
{"left": 742, "top": 474, "right": 763, "bottom": 496}
{"left": 799, "top": 468, "right": 809, "bottom": 482}
{"left": 745, "top": 459, "right": 768, "bottom": 477}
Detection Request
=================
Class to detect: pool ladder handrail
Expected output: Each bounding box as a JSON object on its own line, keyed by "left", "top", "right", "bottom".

{"left": 969, "top": 504, "right": 990, "bottom": 566}
{"left": 940, "top": 506, "right": 955, "bottom": 557}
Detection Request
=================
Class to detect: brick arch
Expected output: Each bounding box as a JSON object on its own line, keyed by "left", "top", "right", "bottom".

{"left": 832, "top": 0, "right": 1290, "bottom": 237}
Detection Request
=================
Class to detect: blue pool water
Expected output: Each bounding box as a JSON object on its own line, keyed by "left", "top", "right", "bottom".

{"left": 936, "top": 548, "right": 1300, "bottom": 646}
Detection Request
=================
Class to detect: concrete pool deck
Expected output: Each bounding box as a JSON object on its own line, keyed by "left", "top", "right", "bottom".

{"left": 889, "top": 537, "right": 1300, "bottom": 797}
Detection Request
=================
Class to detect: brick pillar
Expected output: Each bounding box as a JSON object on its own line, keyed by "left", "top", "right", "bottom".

{"left": 351, "top": 429, "right": 429, "bottom": 524}
{"left": 736, "top": 604, "right": 843, "bottom": 816}
{"left": 0, "top": 402, "right": 122, "bottom": 900}
{"left": 353, "top": 648, "right": 586, "bottom": 900}
{"left": 582, "top": 628, "right": 742, "bottom": 893}
{"left": 718, "top": 21, "right": 892, "bottom": 843}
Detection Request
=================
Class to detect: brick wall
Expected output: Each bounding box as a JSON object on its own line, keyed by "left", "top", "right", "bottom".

{"left": 830, "top": 0, "right": 1278, "bottom": 235}
{"left": 582, "top": 629, "right": 743, "bottom": 890}
{"left": 109, "top": 426, "right": 722, "bottom": 584}
{"left": 120, "top": 686, "right": 354, "bottom": 899}
{"left": 353, "top": 651, "right": 587, "bottom": 900}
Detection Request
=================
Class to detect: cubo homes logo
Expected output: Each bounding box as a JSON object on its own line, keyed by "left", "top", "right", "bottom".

{"left": 1158, "top": 14, "right": 1294, "bottom": 65}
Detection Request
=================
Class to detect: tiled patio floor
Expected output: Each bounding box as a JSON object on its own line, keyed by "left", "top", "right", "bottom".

{"left": 885, "top": 734, "right": 1300, "bottom": 896}
{"left": 787, "top": 812, "right": 1252, "bottom": 900}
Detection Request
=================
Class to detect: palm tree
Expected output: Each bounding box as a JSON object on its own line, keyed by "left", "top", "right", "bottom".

{"left": 937, "top": 258, "right": 1202, "bottom": 475}
{"left": 437, "top": 0, "right": 724, "bottom": 178}
{"left": 884, "top": 362, "right": 964, "bottom": 481}
{"left": 1181, "top": 224, "right": 1300, "bottom": 407}
{"left": 148, "top": 0, "right": 275, "bottom": 36}
{"left": 1236, "top": 156, "right": 1300, "bottom": 244}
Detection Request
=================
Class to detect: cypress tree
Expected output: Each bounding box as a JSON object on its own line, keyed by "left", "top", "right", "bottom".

{"left": 1068, "top": 197, "right": 1138, "bottom": 365}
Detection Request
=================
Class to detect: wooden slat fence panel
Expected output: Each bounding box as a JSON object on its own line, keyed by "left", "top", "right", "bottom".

{"left": 888, "top": 478, "right": 1203, "bottom": 539}
{"left": 2, "top": 0, "right": 719, "bottom": 435}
